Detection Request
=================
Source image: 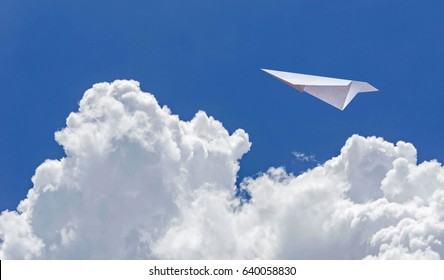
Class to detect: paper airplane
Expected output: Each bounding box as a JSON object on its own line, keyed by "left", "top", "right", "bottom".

{"left": 262, "top": 68, "right": 378, "bottom": 110}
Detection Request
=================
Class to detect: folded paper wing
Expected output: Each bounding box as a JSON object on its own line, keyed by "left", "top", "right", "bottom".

{"left": 262, "top": 69, "right": 378, "bottom": 110}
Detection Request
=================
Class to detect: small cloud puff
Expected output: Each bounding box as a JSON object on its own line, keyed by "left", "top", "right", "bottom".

{"left": 292, "top": 151, "right": 318, "bottom": 163}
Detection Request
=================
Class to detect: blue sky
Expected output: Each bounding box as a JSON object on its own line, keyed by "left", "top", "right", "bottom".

{"left": 1, "top": 0, "right": 443, "bottom": 211}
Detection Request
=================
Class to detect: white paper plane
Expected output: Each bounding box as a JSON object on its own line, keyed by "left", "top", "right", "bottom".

{"left": 262, "top": 68, "right": 378, "bottom": 110}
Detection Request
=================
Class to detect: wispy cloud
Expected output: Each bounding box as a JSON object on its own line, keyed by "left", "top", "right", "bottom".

{"left": 292, "top": 151, "right": 318, "bottom": 163}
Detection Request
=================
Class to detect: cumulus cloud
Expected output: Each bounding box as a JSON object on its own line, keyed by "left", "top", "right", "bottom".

{"left": 1, "top": 80, "right": 250, "bottom": 259}
{"left": 1, "top": 80, "right": 444, "bottom": 259}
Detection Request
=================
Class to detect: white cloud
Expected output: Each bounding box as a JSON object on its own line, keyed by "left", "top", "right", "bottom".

{"left": 292, "top": 151, "right": 318, "bottom": 163}
{"left": 1, "top": 80, "right": 250, "bottom": 259}
{"left": 1, "top": 80, "right": 444, "bottom": 259}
